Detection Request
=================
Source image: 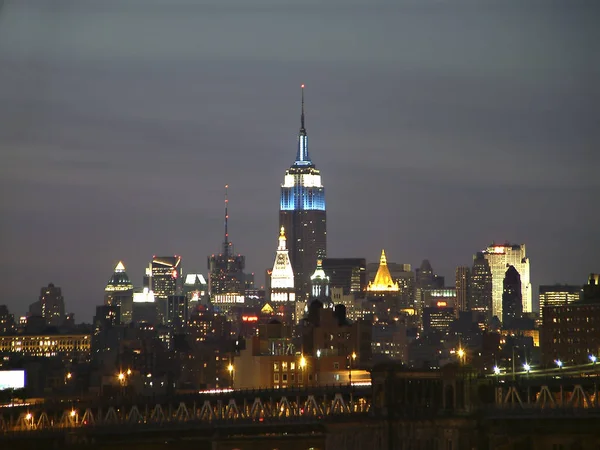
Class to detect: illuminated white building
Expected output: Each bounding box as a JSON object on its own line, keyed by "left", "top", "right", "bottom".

{"left": 481, "top": 243, "right": 532, "bottom": 319}
{"left": 310, "top": 259, "right": 330, "bottom": 298}
{"left": 270, "top": 227, "right": 295, "bottom": 304}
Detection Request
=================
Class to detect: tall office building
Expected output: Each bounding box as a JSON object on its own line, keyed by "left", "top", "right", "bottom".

{"left": 481, "top": 243, "right": 531, "bottom": 318}
{"left": 415, "top": 260, "right": 435, "bottom": 320}
{"left": 502, "top": 266, "right": 523, "bottom": 328}
{"left": 539, "top": 285, "right": 581, "bottom": 319}
{"left": 104, "top": 261, "right": 134, "bottom": 324}
{"left": 29, "top": 283, "right": 65, "bottom": 327}
{"left": 322, "top": 258, "right": 367, "bottom": 295}
{"left": 455, "top": 266, "right": 470, "bottom": 313}
{"left": 151, "top": 256, "right": 182, "bottom": 324}
{"left": 270, "top": 227, "right": 296, "bottom": 304}
{"left": 470, "top": 253, "right": 493, "bottom": 322}
{"left": 279, "top": 86, "right": 326, "bottom": 300}
{"left": 208, "top": 186, "right": 246, "bottom": 306}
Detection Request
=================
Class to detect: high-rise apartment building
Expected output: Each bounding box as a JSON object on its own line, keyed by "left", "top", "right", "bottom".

{"left": 208, "top": 186, "right": 246, "bottom": 306}
{"left": 539, "top": 285, "right": 581, "bottom": 319}
{"left": 279, "top": 86, "right": 326, "bottom": 300}
{"left": 469, "top": 253, "right": 493, "bottom": 322}
{"left": 29, "top": 283, "right": 65, "bottom": 327}
{"left": 502, "top": 266, "right": 523, "bottom": 328}
{"left": 481, "top": 243, "right": 531, "bottom": 319}
{"left": 104, "top": 261, "right": 134, "bottom": 324}
{"left": 322, "top": 258, "right": 367, "bottom": 295}
{"left": 455, "top": 267, "right": 470, "bottom": 313}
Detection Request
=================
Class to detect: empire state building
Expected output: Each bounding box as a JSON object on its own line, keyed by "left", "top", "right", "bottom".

{"left": 279, "top": 85, "right": 326, "bottom": 300}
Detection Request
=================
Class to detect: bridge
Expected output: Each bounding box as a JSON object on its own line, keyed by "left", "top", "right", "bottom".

{"left": 2, "top": 366, "right": 600, "bottom": 449}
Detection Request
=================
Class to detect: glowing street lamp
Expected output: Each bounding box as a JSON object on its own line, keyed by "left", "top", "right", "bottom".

{"left": 66, "top": 372, "right": 72, "bottom": 380}
{"left": 493, "top": 366, "right": 501, "bottom": 376}
{"left": 126, "top": 369, "right": 132, "bottom": 376}
{"left": 118, "top": 372, "right": 125, "bottom": 381}
{"left": 590, "top": 355, "right": 597, "bottom": 364}
{"left": 227, "top": 364, "right": 234, "bottom": 388}
{"left": 457, "top": 348, "right": 465, "bottom": 365}
{"left": 523, "top": 363, "right": 531, "bottom": 373}
{"left": 556, "top": 359, "right": 563, "bottom": 369}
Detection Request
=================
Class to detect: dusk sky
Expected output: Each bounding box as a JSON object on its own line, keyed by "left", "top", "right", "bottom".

{"left": 0, "top": 0, "right": 598, "bottom": 322}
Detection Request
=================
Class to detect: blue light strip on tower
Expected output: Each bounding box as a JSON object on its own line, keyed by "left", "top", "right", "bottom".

{"left": 280, "top": 186, "right": 326, "bottom": 211}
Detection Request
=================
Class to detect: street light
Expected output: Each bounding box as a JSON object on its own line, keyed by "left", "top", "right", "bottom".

{"left": 126, "top": 369, "right": 132, "bottom": 376}
{"left": 523, "top": 363, "right": 531, "bottom": 373}
{"left": 457, "top": 348, "right": 465, "bottom": 365}
{"left": 227, "top": 364, "right": 234, "bottom": 388}
{"left": 556, "top": 359, "right": 563, "bottom": 369}
{"left": 590, "top": 355, "right": 597, "bottom": 364}
{"left": 299, "top": 355, "right": 307, "bottom": 387}
{"left": 493, "top": 366, "right": 501, "bottom": 375}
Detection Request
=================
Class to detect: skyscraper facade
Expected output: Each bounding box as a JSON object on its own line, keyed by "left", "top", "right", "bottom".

{"left": 151, "top": 256, "right": 182, "bottom": 300}
{"left": 322, "top": 258, "right": 367, "bottom": 295}
{"left": 104, "top": 261, "right": 134, "bottom": 324}
{"left": 279, "top": 86, "right": 326, "bottom": 300}
{"left": 208, "top": 186, "right": 246, "bottom": 306}
{"left": 30, "top": 283, "right": 65, "bottom": 327}
{"left": 481, "top": 243, "right": 531, "bottom": 319}
{"left": 270, "top": 227, "right": 295, "bottom": 304}
{"left": 469, "top": 253, "right": 493, "bottom": 322}
{"left": 539, "top": 285, "right": 581, "bottom": 319}
{"left": 502, "top": 266, "right": 523, "bottom": 328}
{"left": 455, "top": 266, "right": 470, "bottom": 313}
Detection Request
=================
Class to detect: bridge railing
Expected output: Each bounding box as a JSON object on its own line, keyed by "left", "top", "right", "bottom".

{"left": 0, "top": 387, "right": 372, "bottom": 435}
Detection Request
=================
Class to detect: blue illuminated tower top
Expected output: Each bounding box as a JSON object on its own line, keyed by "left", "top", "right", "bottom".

{"left": 280, "top": 85, "right": 326, "bottom": 211}
{"left": 295, "top": 84, "right": 311, "bottom": 166}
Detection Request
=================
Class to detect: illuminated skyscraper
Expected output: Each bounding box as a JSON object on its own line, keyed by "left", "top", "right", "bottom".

{"left": 481, "top": 243, "right": 531, "bottom": 319}
{"left": 539, "top": 285, "right": 581, "bottom": 319}
{"left": 208, "top": 186, "right": 246, "bottom": 306}
{"left": 367, "top": 250, "right": 400, "bottom": 294}
{"left": 455, "top": 266, "right": 470, "bottom": 313}
{"left": 310, "top": 259, "right": 330, "bottom": 299}
{"left": 469, "top": 253, "right": 493, "bottom": 322}
{"left": 29, "top": 283, "right": 65, "bottom": 327}
{"left": 279, "top": 85, "right": 326, "bottom": 300}
{"left": 270, "top": 227, "right": 296, "bottom": 321}
{"left": 104, "top": 261, "right": 134, "bottom": 324}
{"left": 151, "top": 256, "right": 182, "bottom": 300}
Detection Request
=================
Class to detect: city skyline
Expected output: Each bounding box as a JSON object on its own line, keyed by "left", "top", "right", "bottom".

{"left": 1, "top": 0, "right": 597, "bottom": 321}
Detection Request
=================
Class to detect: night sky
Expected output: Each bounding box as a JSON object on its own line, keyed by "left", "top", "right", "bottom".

{"left": 0, "top": 0, "right": 598, "bottom": 322}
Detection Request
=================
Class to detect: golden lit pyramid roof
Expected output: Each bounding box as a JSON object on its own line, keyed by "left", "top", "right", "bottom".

{"left": 367, "top": 250, "right": 399, "bottom": 292}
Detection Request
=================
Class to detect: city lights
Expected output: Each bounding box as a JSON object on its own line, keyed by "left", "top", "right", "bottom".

{"left": 523, "top": 363, "right": 531, "bottom": 373}
{"left": 590, "top": 355, "right": 597, "bottom": 364}
{"left": 493, "top": 366, "right": 501, "bottom": 375}
{"left": 556, "top": 360, "right": 563, "bottom": 368}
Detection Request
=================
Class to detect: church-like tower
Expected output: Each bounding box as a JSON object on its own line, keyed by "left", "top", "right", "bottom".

{"left": 279, "top": 85, "right": 326, "bottom": 300}
{"left": 270, "top": 227, "right": 295, "bottom": 303}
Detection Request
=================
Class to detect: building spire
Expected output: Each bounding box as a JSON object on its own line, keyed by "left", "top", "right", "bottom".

{"left": 223, "top": 184, "right": 230, "bottom": 255}
{"left": 301, "top": 84, "right": 305, "bottom": 131}
{"left": 295, "top": 84, "right": 311, "bottom": 165}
